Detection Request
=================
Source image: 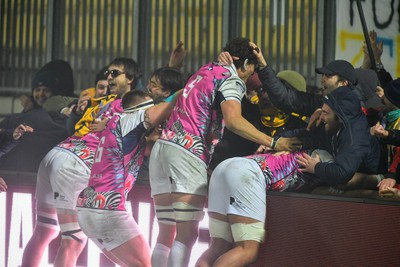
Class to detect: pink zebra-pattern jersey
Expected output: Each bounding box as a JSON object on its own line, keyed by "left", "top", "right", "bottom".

{"left": 56, "top": 100, "right": 123, "bottom": 170}
{"left": 77, "top": 109, "right": 147, "bottom": 211}
{"left": 247, "top": 150, "right": 308, "bottom": 191}
{"left": 160, "top": 62, "right": 246, "bottom": 164}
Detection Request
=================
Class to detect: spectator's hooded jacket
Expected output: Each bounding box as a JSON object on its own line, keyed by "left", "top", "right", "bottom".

{"left": 312, "top": 86, "right": 385, "bottom": 185}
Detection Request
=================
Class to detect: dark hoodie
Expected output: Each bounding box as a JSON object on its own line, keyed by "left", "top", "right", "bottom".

{"left": 311, "top": 86, "right": 385, "bottom": 185}
{"left": 281, "top": 86, "right": 385, "bottom": 185}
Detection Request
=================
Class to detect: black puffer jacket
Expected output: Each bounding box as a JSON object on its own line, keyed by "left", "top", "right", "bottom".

{"left": 0, "top": 108, "right": 68, "bottom": 174}
{"left": 257, "top": 65, "right": 323, "bottom": 116}
{"left": 313, "top": 86, "right": 385, "bottom": 185}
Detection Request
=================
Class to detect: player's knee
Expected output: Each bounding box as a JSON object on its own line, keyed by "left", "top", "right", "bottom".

{"left": 36, "top": 210, "right": 60, "bottom": 231}
{"left": 241, "top": 249, "right": 260, "bottom": 265}
{"left": 230, "top": 222, "right": 265, "bottom": 264}
{"left": 209, "top": 217, "right": 233, "bottom": 243}
{"left": 231, "top": 222, "right": 265, "bottom": 243}
{"left": 172, "top": 202, "right": 204, "bottom": 222}
{"left": 155, "top": 205, "right": 176, "bottom": 226}
{"left": 60, "top": 222, "right": 87, "bottom": 245}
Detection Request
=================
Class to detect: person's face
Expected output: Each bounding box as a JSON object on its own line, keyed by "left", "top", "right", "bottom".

{"left": 147, "top": 76, "right": 170, "bottom": 100}
{"left": 257, "top": 90, "right": 274, "bottom": 109}
{"left": 32, "top": 86, "right": 53, "bottom": 107}
{"left": 106, "top": 65, "right": 132, "bottom": 97}
{"left": 320, "top": 103, "right": 342, "bottom": 135}
{"left": 320, "top": 74, "right": 345, "bottom": 96}
{"left": 238, "top": 64, "right": 256, "bottom": 82}
{"left": 126, "top": 95, "right": 153, "bottom": 108}
{"left": 95, "top": 80, "right": 108, "bottom": 98}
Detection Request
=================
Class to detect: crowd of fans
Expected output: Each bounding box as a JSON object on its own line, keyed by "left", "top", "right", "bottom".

{"left": 0, "top": 31, "right": 399, "bottom": 266}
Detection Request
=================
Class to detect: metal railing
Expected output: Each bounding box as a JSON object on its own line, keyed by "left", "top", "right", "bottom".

{"left": 1, "top": 0, "right": 327, "bottom": 98}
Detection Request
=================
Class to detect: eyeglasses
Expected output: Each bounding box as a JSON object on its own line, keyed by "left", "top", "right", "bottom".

{"left": 104, "top": 69, "right": 126, "bottom": 78}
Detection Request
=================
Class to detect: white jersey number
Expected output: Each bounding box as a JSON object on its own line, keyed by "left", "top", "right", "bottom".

{"left": 183, "top": 75, "right": 203, "bottom": 98}
{"left": 94, "top": 136, "right": 106, "bottom": 163}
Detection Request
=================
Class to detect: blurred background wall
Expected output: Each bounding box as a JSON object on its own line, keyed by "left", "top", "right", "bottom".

{"left": 0, "top": 0, "right": 331, "bottom": 117}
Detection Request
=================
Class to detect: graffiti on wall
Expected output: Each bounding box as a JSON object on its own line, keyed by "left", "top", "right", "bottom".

{"left": 336, "top": 0, "right": 400, "bottom": 77}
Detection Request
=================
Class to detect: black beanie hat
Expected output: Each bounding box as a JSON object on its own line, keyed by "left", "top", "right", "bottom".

{"left": 354, "top": 68, "right": 382, "bottom": 109}
{"left": 31, "top": 71, "right": 57, "bottom": 93}
{"left": 384, "top": 78, "right": 400, "bottom": 108}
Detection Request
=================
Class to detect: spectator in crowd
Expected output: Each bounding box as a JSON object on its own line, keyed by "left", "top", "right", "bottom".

{"left": 370, "top": 78, "right": 400, "bottom": 196}
{"left": 293, "top": 85, "right": 386, "bottom": 186}
{"left": 20, "top": 60, "right": 75, "bottom": 113}
{"left": 219, "top": 48, "right": 385, "bottom": 129}
{"left": 76, "top": 89, "right": 181, "bottom": 266}
{"left": 0, "top": 124, "right": 34, "bottom": 192}
{"left": 91, "top": 66, "right": 109, "bottom": 98}
{"left": 218, "top": 53, "right": 357, "bottom": 118}
{"left": 353, "top": 68, "right": 384, "bottom": 126}
{"left": 361, "top": 30, "right": 393, "bottom": 89}
{"left": 168, "top": 41, "right": 187, "bottom": 69}
{"left": 37, "top": 59, "right": 75, "bottom": 97}
{"left": 66, "top": 66, "right": 111, "bottom": 136}
{"left": 149, "top": 38, "right": 301, "bottom": 267}
{"left": 0, "top": 71, "right": 70, "bottom": 174}
{"left": 0, "top": 124, "right": 34, "bottom": 157}
{"left": 21, "top": 57, "right": 141, "bottom": 267}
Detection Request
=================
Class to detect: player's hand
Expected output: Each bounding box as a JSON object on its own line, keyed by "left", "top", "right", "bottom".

{"left": 307, "top": 108, "right": 323, "bottom": 131}
{"left": 274, "top": 137, "right": 302, "bottom": 152}
{"left": 89, "top": 118, "right": 109, "bottom": 132}
{"left": 217, "top": 51, "right": 237, "bottom": 66}
{"left": 13, "top": 124, "right": 34, "bottom": 140}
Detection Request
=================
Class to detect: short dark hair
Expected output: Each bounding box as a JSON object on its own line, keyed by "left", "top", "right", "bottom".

{"left": 108, "top": 57, "right": 142, "bottom": 90}
{"left": 95, "top": 66, "right": 109, "bottom": 85}
{"left": 151, "top": 67, "right": 185, "bottom": 95}
{"left": 223, "top": 37, "right": 258, "bottom": 70}
{"left": 121, "top": 89, "right": 151, "bottom": 109}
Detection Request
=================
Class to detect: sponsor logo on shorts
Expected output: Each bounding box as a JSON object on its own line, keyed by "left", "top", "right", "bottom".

{"left": 53, "top": 192, "right": 67, "bottom": 202}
